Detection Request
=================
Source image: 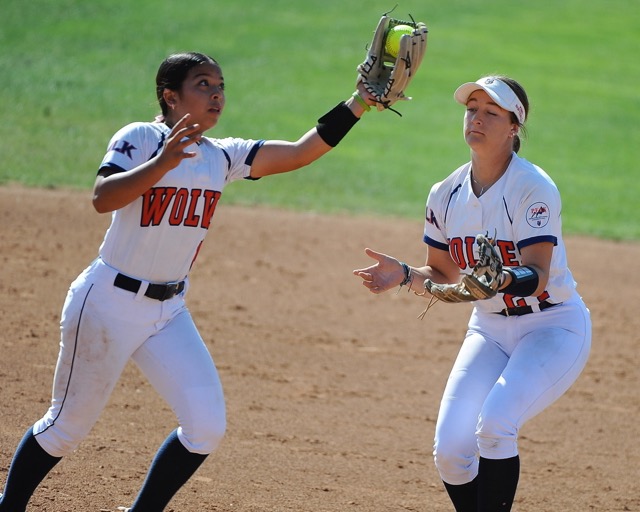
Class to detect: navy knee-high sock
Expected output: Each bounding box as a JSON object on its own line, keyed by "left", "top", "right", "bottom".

{"left": 0, "top": 427, "right": 62, "bottom": 512}
{"left": 130, "top": 429, "right": 208, "bottom": 511}
{"left": 443, "top": 477, "right": 478, "bottom": 512}
{"left": 478, "top": 455, "right": 520, "bottom": 512}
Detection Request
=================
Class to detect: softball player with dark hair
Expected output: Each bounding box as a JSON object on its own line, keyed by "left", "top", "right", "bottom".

{"left": 0, "top": 51, "right": 377, "bottom": 512}
{"left": 354, "top": 75, "right": 592, "bottom": 511}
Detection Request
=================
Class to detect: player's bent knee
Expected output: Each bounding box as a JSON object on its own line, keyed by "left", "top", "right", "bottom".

{"left": 433, "top": 439, "right": 478, "bottom": 485}
{"left": 476, "top": 415, "right": 519, "bottom": 460}
{"left": 178, "top": 416, "right": 226, "bottom": 455}
{"left": 36, "top": 429, "right": 82, "bottom": 457}
{"left": 33, "top": 422, "right": 86, "bottom": 458}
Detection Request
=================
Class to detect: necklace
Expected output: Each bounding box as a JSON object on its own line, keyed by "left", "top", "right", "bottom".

{"left": 471, "top": 173, "right": 489, "bottom": 197}
{"left": 470, "top": 157, "right": 512, "bottom": 197}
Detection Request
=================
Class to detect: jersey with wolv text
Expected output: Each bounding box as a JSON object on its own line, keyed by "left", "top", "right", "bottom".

{"left": 98, "top": 121, "right": 264, "bottom": 283}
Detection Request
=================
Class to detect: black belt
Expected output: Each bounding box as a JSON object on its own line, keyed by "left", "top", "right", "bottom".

{"left": 114, "top": 273, "right": 185, "bottom": 302}
{"left": 496, "top": 300, "right": 560, "bottom": 317}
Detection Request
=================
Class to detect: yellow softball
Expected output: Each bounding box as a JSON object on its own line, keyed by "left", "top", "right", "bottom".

{"left": 384, "top": 24, "right": 414, "bottom": 58}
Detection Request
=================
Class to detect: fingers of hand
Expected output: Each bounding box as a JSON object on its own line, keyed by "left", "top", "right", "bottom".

{"left": 173, "top": 113, "right": 192, "bottom": 129}
{"left": 356, "top": 80, "right": 377, "bottom": 103}
{"left": 364, "top": 247, "right": 377, "bottom": 257}
{"left": 365, "top": 248, "right": 391, "bottom": 263}
{"left": 367, "top": 280, "right": 386, "bottom": 293}
{"left": 353, "top": 269, "right": 384, "bottom": 293}
{"left": 165, "top": 124, "right": 201, "bottom": 161}
{"left": 168, "top": 114, "right": 201, "bottom": 144}
{"left": 174, "top": 124, "right": 202, "bottom": 145}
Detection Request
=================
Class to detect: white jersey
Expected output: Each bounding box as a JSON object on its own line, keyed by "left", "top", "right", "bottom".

{"left": 423, "top": 152, "right": 576, "bottom": 313}
{"left": 98, "top": 122, "right": 263, "bottom": 282}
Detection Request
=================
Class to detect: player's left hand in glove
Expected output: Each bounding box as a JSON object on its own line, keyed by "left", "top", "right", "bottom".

{"left": 357, "top": 14, "right": 428, "bottom": 113}
{"left": 424, "top": 233, "right": 504, "bottom": 303}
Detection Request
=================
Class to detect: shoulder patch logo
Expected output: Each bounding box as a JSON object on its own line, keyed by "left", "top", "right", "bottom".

{"left": 109, "top": 139, "right": 137, "bottom": 159}
{"left": 526, "top": 202, "right": 550, "bottom": 228}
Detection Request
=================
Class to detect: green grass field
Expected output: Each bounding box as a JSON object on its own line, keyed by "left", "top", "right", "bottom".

{"left": 1, "top": 0, "right": 638, "bottom": 240}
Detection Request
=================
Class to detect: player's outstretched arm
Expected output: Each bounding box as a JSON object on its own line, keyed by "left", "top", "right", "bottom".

{"left": 353, "top": 246, "right": 460, "bottom": 296}
{"left": 250, "top": 12, "right": 428, "bottom": 178}
{"left": 249, "top": 86, "right": 374, "bottom": 178}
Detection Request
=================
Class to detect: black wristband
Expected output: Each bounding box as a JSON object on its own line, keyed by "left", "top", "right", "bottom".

{"left": 315, "top": 102, "right": 360, "bottom": 147}
{"left": 501, "top": 266, "right": 539, "bottom": 297}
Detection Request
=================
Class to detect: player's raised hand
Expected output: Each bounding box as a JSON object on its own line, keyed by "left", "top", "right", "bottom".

{"left": 93, "top": 114, "right": 203, "bottom": 213}
{"left": 353, "top": 248, "right": 406, "bottom": 294}
{"left": 157, "top": 114, "right": 202, "bottom": 170}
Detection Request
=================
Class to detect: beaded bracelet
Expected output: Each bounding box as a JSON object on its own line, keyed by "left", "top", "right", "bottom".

{"left": 397, "top": 262, "right": 413, "bottom": 293}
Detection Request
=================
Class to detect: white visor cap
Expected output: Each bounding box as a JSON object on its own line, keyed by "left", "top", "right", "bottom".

{"left": 454, "top": 77, "right": 526, "bottom": 125}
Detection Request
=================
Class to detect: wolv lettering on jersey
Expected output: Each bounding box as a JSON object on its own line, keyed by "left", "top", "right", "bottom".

{"left": 140, "top": 187, "right": 221, "bottom": 229}
{"left": 449, "top": 236, "right": 519, "bottom": 271}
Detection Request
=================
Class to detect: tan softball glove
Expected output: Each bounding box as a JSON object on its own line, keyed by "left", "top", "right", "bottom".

{"left": 424, "top": 233, "right": 504, "bottom": 303}
{"left": 357, "top": 14, "right": 428, "bottom": 113}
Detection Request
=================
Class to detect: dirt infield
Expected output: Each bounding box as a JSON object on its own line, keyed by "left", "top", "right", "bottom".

{"left": 1, "top": 185, "right": 638, "bottom": 511}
